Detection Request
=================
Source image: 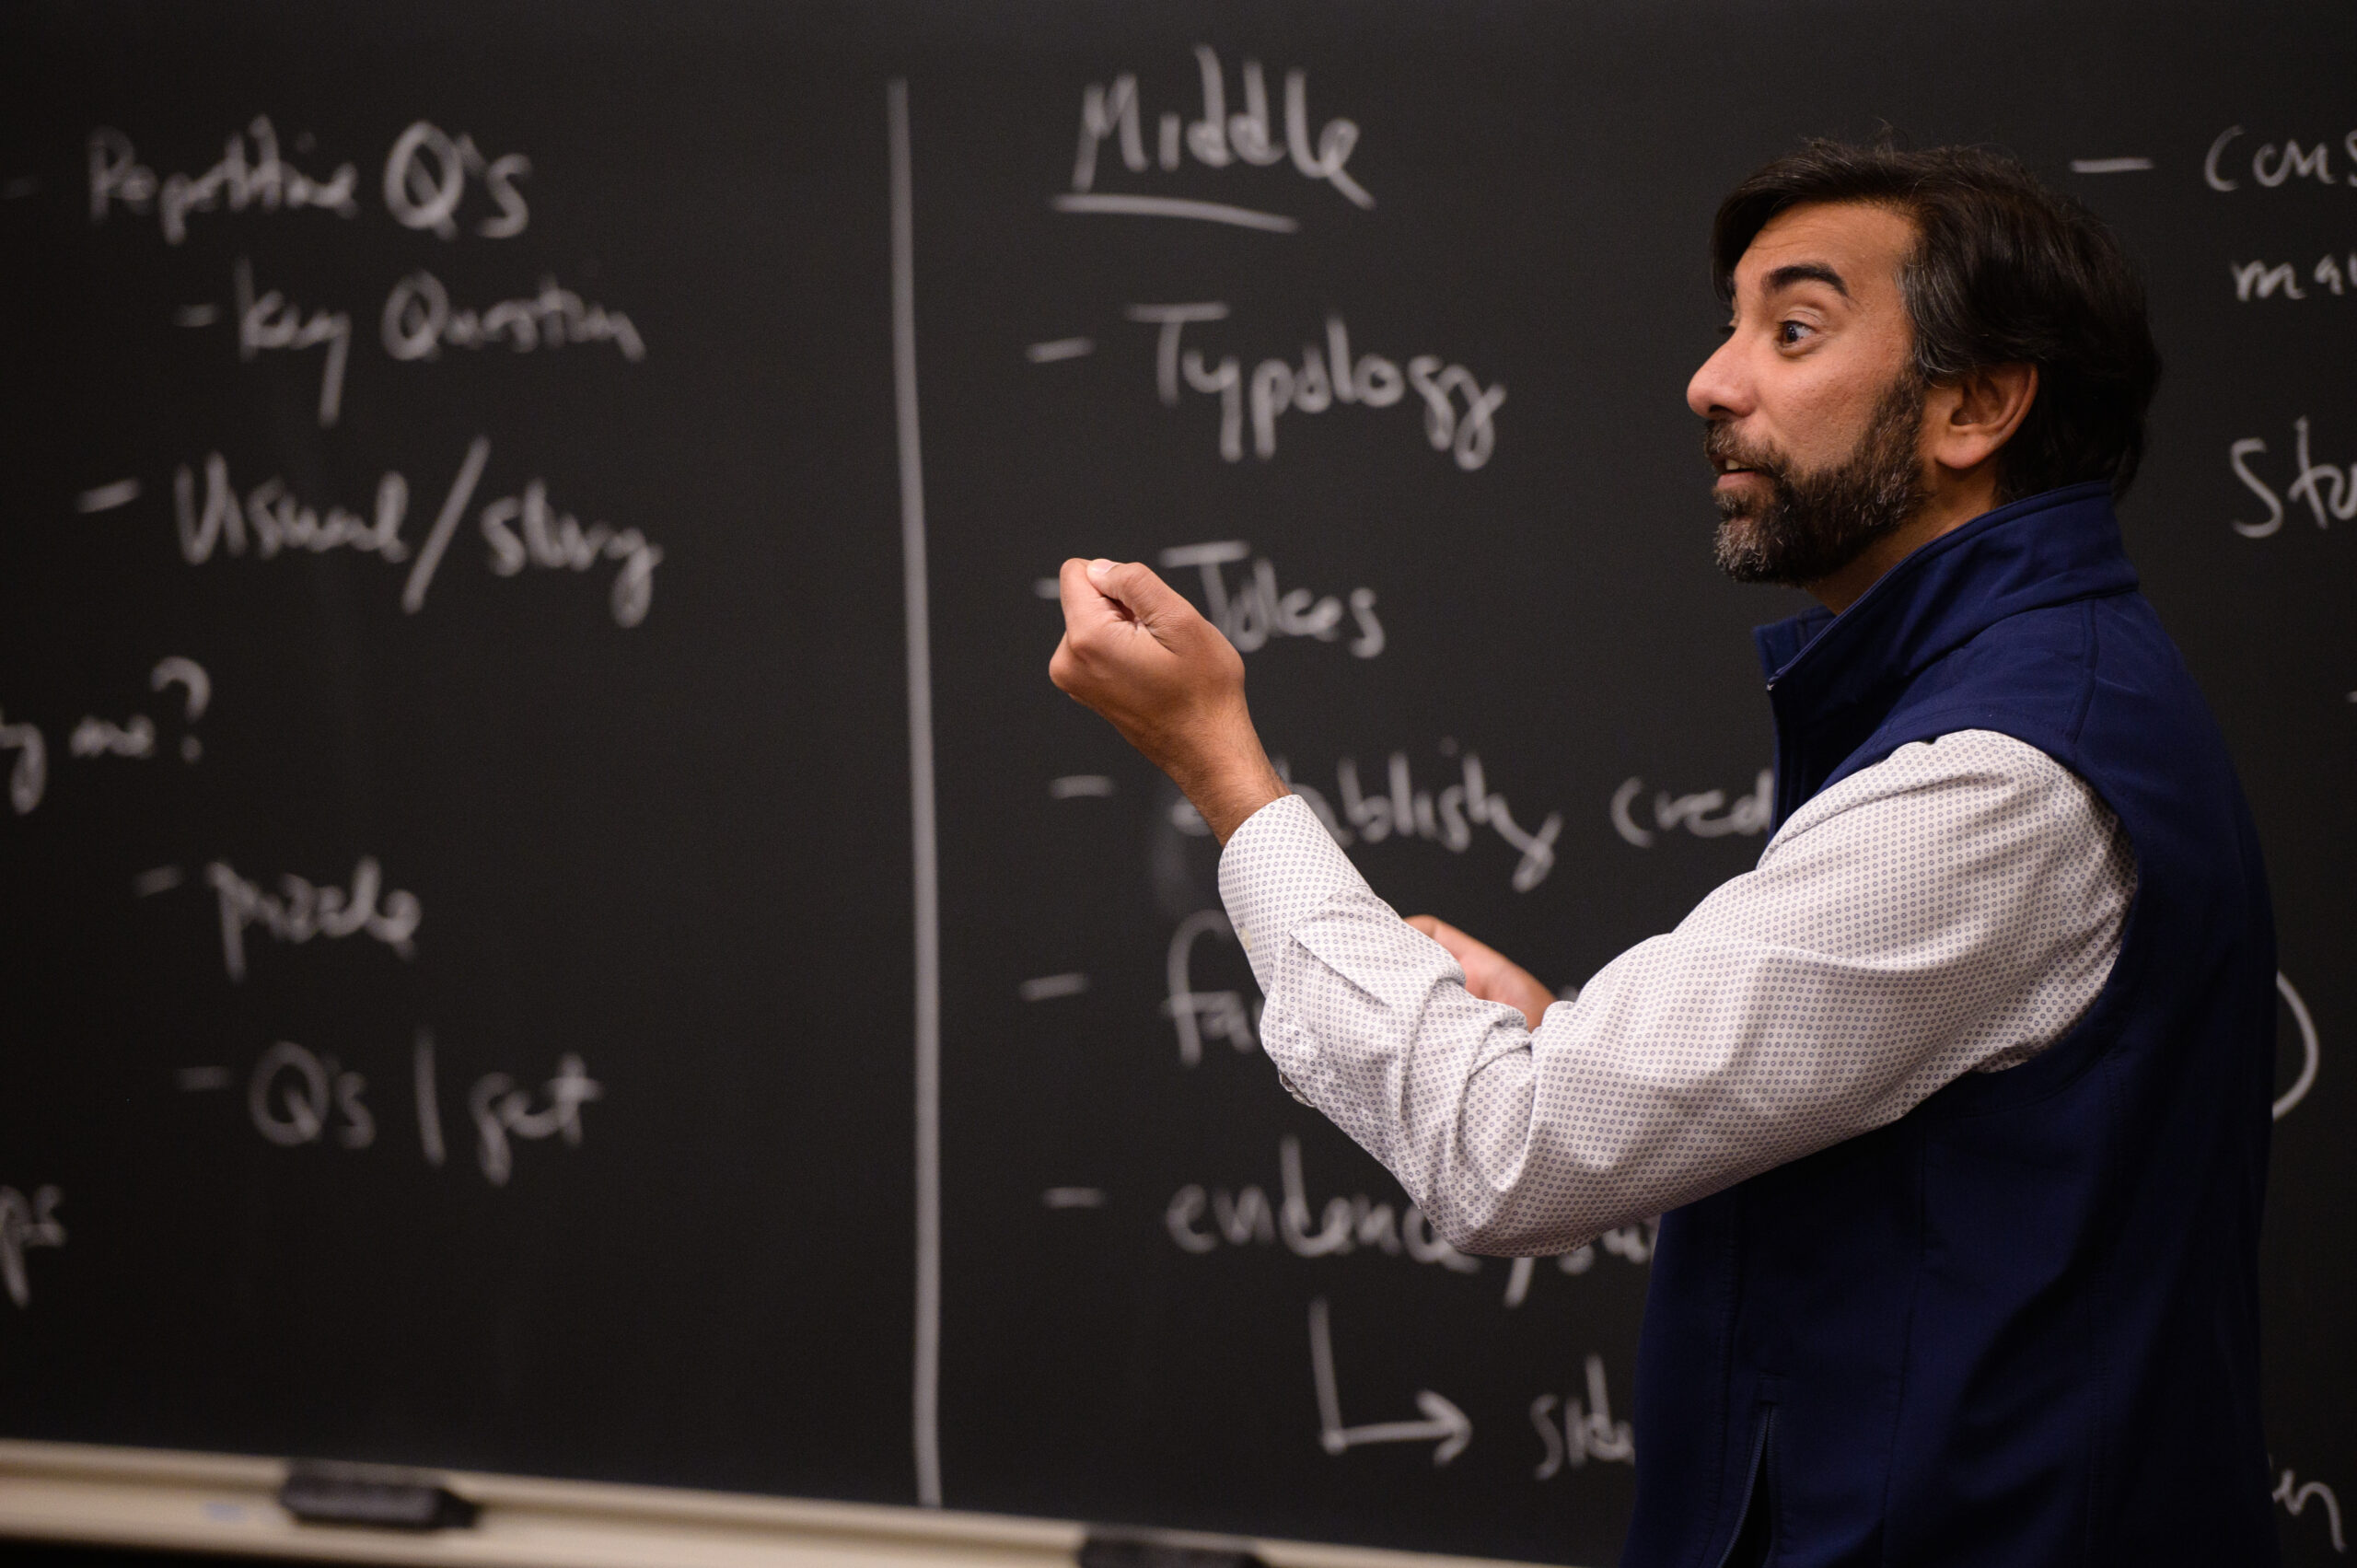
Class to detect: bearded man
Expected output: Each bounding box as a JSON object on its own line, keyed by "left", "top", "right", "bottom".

{"left": 1049, "top": 142, "right": 2278, "bottom": 1566}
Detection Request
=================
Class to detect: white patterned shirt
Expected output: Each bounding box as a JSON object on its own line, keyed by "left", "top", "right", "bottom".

{"left": 1216, "top": 729, "right": 2135, "bottom": 1257}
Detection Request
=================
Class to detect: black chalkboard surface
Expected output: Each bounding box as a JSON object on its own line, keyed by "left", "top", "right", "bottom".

{"left": 2, "top": 4, "right": 2350, "bottom": 1564}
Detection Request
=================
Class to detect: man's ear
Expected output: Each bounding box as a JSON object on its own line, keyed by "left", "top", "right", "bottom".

{"left": 1928, "top": 362, "right": 2038, "bottom": 475}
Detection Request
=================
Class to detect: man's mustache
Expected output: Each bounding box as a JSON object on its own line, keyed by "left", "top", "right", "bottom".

{"left": 1702, "top": 421, "right": 1790, "bottom": 481}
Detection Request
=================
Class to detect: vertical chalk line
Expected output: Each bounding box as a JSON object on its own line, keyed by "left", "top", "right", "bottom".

{"left": 888, "top": 76, "right": 945, "bottom": 1511}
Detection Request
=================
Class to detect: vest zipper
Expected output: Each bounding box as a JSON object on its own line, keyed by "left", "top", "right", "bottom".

{"left": 1713, "top": 1405, "right": 1775, "bottom": 1568}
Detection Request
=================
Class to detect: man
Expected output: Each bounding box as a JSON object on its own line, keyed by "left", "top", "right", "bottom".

{"left": 1050, "top": 143, "right": 2277, "bottom": 1565}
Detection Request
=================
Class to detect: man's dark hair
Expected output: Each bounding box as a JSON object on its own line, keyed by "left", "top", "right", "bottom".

{"left": 1712, "top": 140, "right": 2162, "bottom": 503}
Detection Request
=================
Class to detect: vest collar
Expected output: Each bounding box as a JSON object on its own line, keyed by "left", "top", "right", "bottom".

{"left": 1752, "top": 481, "right": 2139, "bottom": 719}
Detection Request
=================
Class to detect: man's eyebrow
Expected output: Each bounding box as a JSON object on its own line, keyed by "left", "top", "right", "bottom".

{"left": 1761, "top": 261, "right": 1851, "bottom": 298}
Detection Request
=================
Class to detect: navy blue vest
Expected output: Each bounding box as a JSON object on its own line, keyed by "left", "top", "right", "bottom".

{"left": 1622, "top": 483, "right": 2279, "bottom": 1567}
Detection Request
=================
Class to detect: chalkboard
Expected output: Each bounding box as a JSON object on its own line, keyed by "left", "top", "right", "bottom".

{"left": 2, "top": 3, "right": 2350, "bottom": 1564}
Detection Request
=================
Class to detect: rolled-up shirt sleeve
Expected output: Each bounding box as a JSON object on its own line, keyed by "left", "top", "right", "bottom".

{"left": 1216, "top": 730, "right": 2134, "bottom": 1256}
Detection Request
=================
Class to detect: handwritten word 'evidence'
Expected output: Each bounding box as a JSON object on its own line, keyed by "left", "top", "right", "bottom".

{"left": 203, "top": 857, "right": 421, "bottom": 982}
{"left": 88, "top": 118, "right": 530, "bottom": 246}
{"left": 234, "top": 1036, "right": 599, "bottom": 1189}
{"left": 1073, "top": 48, "right": 1372, "bottom": 212}
{"left": 174, "top": 440, "right": 662, "bottom": 626}
{"left": 2203, "top": 126, "right": 2357, "bottom": 192}
{"left": 1167, "top": 1135, "right": 1480, "bottom": 1274}
{"left": 0, "top": 1186, "right": 65, "bottom": 1309}
{"left": 0, "top": 658, "right": 212, "bottom": 815}
{"left": 1610, "top": 770, "right": 1773, "bottom": 848}
{"left": 2230, "top": 417, "right": 2357, "bottom": 535}
{"left": 1158, "top": 540, "right": 1384, "bottom": 657}
{"left": 1531, "top": 1356, "right": 1634, "bottom": 1478}
{"left": 1128, "top": 307, "right": 1504, "bottom": 470}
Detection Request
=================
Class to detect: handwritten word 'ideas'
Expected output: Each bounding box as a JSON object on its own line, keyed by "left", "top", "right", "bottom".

{"left": 1129, "top": 307, "right": 1504, "bottom": 470}
{"left": 175, "top": 441, "right": 662, "bottom": 626}
{"left": 2230, "top": 416, "right": 2357, "bottom": 534}
{"left": 1074, "top": 48, "right": 1371, "bottom": 211}
{"left": 1159, "top": 540, "right": 1383, "bottom": 657}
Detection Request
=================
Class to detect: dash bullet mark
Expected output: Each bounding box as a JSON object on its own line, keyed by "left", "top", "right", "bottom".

{"left": 175, "top": 304, "right": 220, "bottom": 327}
{"left": 1049, "top": 775, "right": 1116, "bottom": 798}
{"left": 132, "top": 865, "right": 184, "bottom": 897}
{"left": 1026, "top": 337, "right": 1096, "bottom": 363}
{"left": 2069, "top": 157, "right": 2154, "bottom": 174}
{"left": 175, "top": 1066, "right": 232, "bottom": 1092}
{"left": 1018, "top": 973, "right": 1090, "bottom": 1002}
{"left": 1042, "top": 1187, "right": 1108, "bottom": 1209}
{"left": 75, "top": 480, "right": 141, "bottom": 513}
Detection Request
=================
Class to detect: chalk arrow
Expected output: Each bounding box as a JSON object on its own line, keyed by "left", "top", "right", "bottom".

{"left": 1308, "top": 1296, "right": 1472, "bottom": 1466}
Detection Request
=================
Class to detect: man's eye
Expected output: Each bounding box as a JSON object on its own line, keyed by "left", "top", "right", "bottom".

{"left": 1777, "top": 319, "right": 1815, "bottom": 346}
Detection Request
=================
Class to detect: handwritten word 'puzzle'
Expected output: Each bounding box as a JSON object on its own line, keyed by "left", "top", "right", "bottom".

{"left": 1610, "top": 770, "right": 1773, "bottom": 847}
{"left": 1071, "top": 47, "right": 1371, "bottom": 214}
{"left": 1128, "top": 306, "right": 1504, "bottom": 470}
{"left": 1158, "top": 540, "right": 1384, "bottom": 657}
{"left": 203, "top": 856, "right": 421, "bottom": 982}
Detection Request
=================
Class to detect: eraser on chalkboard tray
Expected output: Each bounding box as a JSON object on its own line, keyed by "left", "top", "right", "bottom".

{"left": 278, "top": 1459, "right": 481, "bottom": 1531}
{"left": 1079, "top": 1529, "right": 1270, "bottom": 1568}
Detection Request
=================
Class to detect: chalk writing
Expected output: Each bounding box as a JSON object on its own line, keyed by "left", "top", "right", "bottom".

{"left": 1157, "top": 540, "right": 1384, "bottom": 657}
{"left": 1127, "top": 307, "right": 1504, "bottom": 469}
{"left": 2230, "top": 417, "right": 2356, "bottom": 535}
{"left": 2275, "top": 1465, "right": 2347, "bottom": 1554}
{"left": 203, "top": 856, "right": 421, "bottom": 982}
{"left": 249, "top": 1040, "right": 376, "bottom": 1151}
{"left": 2204, "top": 125, "right": 2357, "bottom": 192}
{"left": 0, "top": 1186, "right": 65, "bottom": 1309}
{"left": 2229, "top": 255, "right": 2357, "bottom": 301}
{"left": 173, "top": 440, "right": 662, "bottom": 626}
{"left": 1501, "top": 1222, "right": 1658, "bottom": 1307}
{"left": 468, "top": 1053, "right": 602, "bottom": 1187}
{"left": 234, "top": 257, "right": 350, "bottom": 426}
{"left": 1309, "top": 1298, "right": 1472, "bottom": 1465}
{"left": 382, "top": 271, "right": 645, "bottom": 363}
{"left": 1530, "top": 1356, "right": 1634, "bottom": 1478}
{"left": 1072, "top": 49, "right": 1371, "bottom": 213}
{"left": 1165, "top": 1134, "right": 1480, "bottom": 1273}
{"left": 1165, "top": 909, "right": 1260, "bottom": 1066}
{"left": 1610, "top": 769, "right": 1773, "bottom": 848}
{"left": 382, "top": 121, "right": 530, "bottom": 239}
{"left": 87, "top": 117, "right": 357, "bottom": 244}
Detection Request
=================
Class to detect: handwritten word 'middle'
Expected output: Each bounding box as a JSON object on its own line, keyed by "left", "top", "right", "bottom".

{"left": 1074, "top": 48, "right": 1370, "bottom": 210}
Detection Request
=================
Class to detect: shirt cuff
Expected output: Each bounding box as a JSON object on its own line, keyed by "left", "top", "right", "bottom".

{"left": 1216, "top": 792, "right": 1366, "bottom": 995}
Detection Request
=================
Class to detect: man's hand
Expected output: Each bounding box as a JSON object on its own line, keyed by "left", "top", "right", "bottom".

{"left": 1049, "top": 557, "right": 1288, "bottom": 842}
{"left": 1405, "top": 915, "right": 1558, "bottom": 1029}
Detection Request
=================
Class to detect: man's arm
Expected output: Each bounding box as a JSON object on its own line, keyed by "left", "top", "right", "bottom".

{"left": 1218, "top": 733, "right": 2132, "bottom": 1255}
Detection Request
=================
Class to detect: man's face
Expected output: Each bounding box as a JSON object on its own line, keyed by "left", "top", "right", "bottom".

{"left": 1687, "top": 201, "right": 1931, "bottom": 587}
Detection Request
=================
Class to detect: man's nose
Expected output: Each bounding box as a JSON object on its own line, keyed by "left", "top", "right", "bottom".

{"left": 1687, "top": 336, "right": 1750, "bottom": 422}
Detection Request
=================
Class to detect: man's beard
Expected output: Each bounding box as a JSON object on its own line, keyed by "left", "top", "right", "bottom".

{"left": 1706, "top": 373, "right": 1930, "bottom": 587}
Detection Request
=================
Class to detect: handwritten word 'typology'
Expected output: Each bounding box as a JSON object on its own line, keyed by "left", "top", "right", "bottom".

{"left": 203, "top": 857, "right": 421, "bottom": 982}
{"left": 0, "top": 1186, "right": 65, "bottom": 1310}
{"left": 88, "top": 117, "right": 357, "bottom": 244}
{"left": 1610, "top": 769, "right": 1773, "bottom": 848}
{"left": 174, "top": 440, "right": 662, "bottom": 626}
{"left": 382, "top": 271, "right": 644, "bottom": 363}
{"left": 1128, "top": 306, "right": 1504, "bottom": 470}
{"left": 2203, "top": 126, "right": 2357, "bottom": 192}
{"left": 1072, "top": 47, "right": 1371, "bottom": 214}
{"left": 2229, "top": 416, "right": 2356, "bottom": 535}
{"left": 1166, "top": 1135, "right": 1478, "bottom": 1272}
{"left": 1158, "top": 540, "right": 1383, "bottom": 656}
